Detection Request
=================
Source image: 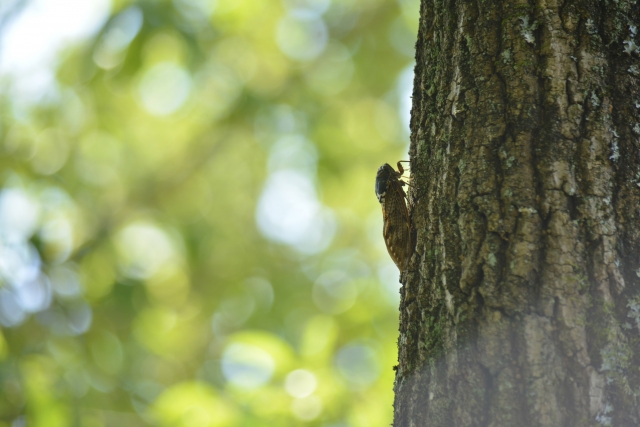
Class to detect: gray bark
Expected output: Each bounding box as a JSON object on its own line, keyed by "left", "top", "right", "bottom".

{"left": 394, "top": 1, "right": 640, "bottom": 426}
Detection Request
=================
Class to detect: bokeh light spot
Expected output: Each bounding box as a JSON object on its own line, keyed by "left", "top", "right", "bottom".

{"left": 285, "top": 369, "right": 317, "bottom": 398}
{"left": 152, "top": 382, "right": 238, "bottom": 427}
{"left": 300, "top": 315, "right": 337, "bottom": 356}
{"left": 221, "top": 343, "right": 275, "bottom": 389}
{"left": 133, "top": 306, "right": 204, "bottom": 359}
{"left": 93, "top": 6, "right": 143, "bottom": 69}
{"left": 304, "top": 41, "right": 354, "bottom": 95}
{"left": 195, "top": 62, "right": 242, "bottom": 120}
{"left": 15, "top": 274, "right": 52, "bottom": 313}
{"left": 268, "top": 134, "right": 318, "bottom": 175}
{"left": 0, "top": 188, "right": 40, "bottom": 241}
{"left": 0, "top": 0, "right": 110, "bottom": 103}
{"left": 312, "top": 270, "right": 358, "bottom": 314}
{"left": 91, "top": 330, "right": 124, "bottom": 375}
{"left": 244, "top": 277, "right": 274, "bottom": 313}
{"left": 377, "top": 261, "right": 401, "bottom": 305}
{"left": 211, "top": 294, "right": 256, "bottom": 337}
{"left": 335, "top": 343, "right": 380, "bottom": 389}
{"left": 397, "top": 63, "right": 415, "bottom": 136}
{"left": 283, "top": 0, "right": 331, "bottom": 16}
{"left": 115, "top": 221, "right": 179, "bottom": 280}
{"left": 256, "top": 169, "right": 336, "bottom": 254}
{"left": 138, "top": 62, "right": 192, "bottom": 116}
{"left": 291, "top": 395, "right": 323, "bottom": 421}
{"left": 32, "top": 129, "right": 70, "bottom": 175}
{"left": 0, "top": 289, "right": 27, "bottom": 327}
{"left": 276, "top": 14, "right": 328, "bottom": 61}
{"left": 75, "top": 131, "right": 122, "bottom": 186}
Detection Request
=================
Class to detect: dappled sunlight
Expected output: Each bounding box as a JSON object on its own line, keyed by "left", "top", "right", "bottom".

{"left": 0, "top": 0, "right": 110, "bottom": 104}
{"left": 0, "top": 0, "right": 418, "bottom": 424}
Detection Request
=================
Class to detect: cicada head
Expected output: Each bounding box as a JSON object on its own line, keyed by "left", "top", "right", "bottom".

{"left": 375, "top": 163, "right": 397, "bottom": 204}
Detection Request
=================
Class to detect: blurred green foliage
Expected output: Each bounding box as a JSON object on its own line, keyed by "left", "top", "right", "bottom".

{"left": 0, "top": 0, "right": 417, "bottom": 425}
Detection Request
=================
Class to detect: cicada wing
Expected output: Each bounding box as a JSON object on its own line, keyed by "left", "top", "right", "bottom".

{"left": 382, "top": 181, "right": 411, "bottom": 270}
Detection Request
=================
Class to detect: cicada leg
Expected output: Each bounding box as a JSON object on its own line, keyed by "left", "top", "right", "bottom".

{"left": 396, "top": 160, "right": 409, "bottom": 175}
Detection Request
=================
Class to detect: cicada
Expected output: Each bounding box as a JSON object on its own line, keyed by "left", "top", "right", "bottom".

{"left": 375, "top": 161, "right": 412, "bottom": 270}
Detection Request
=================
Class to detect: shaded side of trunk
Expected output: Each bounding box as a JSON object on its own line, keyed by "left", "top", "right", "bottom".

{"left": 395, "top": 1, "right": 640, "bottom": 426}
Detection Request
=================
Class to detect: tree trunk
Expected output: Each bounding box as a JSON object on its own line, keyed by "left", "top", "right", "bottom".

{"left": 394, "top": 1, "right": 640, "bottom": 426}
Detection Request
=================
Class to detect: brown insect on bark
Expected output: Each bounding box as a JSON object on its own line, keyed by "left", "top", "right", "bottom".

{"left": 375, "top": 161, "right": 412, "bottom": 270}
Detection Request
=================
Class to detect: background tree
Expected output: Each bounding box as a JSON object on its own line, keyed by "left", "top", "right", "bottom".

{"left": 394, "top": 1, "right": 640, "bottom": 425}
{"left": 0, "top": 1, "right": 419, "bottom": 426}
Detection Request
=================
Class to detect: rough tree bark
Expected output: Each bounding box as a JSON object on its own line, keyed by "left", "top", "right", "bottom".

{"left": 395, "top": 1, "right": 640, "bottom": 426}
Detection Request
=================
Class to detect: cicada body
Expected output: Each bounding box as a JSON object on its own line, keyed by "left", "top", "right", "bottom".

{"left": 375, "top": 162, "right": 411, "bottom": 270}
